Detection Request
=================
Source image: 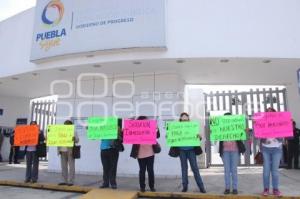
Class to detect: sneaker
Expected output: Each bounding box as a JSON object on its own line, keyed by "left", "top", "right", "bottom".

{"left": 150, "top": 188, "right": 156, "bottom": 192}
{"left": 262, "top": 189, "right": 269, "bottom": 196}
{"left": 31, "top": 180, "right": 37, "bottom": 184}
{"left": 273, "top": 189, "right": 282, "bottom": 197}
{"left": 224, "top": 189, "right": 230, "bottom": 194}
{"left": 232, "top": 189, "right": 238, "bottom": 195}
{"left": 182, "top": 187, "right": 187, "bottom": 192}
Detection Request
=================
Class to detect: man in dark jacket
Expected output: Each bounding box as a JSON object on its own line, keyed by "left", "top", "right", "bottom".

{"left": 0, "top": 130, "right": 3, "bottom": 162}
{"left": 287, "top": 121, "right": 300, "bottom": 169}
{"left": 9, "top": 131, "right": 20, "bottom": 164}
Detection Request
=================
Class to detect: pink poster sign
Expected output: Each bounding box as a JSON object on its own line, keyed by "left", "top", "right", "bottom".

{"left": 123, "top": 120, "right": 157, "bottom": 144}
{"left": 253, "top": 112, "right": 293, "bottom": 138}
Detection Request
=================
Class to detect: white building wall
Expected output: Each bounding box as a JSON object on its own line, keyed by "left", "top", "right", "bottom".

{"left": 1, "top": 0, "right": 300, "bottom": 78}
{"left": 48, "top": 73, "right": 190, "bottom": 176}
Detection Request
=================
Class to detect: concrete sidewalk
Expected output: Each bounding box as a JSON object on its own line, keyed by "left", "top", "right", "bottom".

{"left": 0, "top": 161, "right": 300, "bottom": 196}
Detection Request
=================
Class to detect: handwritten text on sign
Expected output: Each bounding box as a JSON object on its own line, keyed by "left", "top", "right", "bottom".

{"left": 253, "top": 112, "right": 293, "bottom": 138}
{"left": 210, "top": 115, "right": 247, "bottom": 141}
{"left": 47, "top": 125, "right": 74, "bottom": 147}
{"left": 123, "top": 120, "right": 157, "bottom": 144}
{"left": 166, "top": 121, "right": 201, "bottom": 147}
{"left": 88, "top": 117, "right": 118, "bottom": 140}
{"left": 14, "top": 125, "right": 39, "bottom": 146}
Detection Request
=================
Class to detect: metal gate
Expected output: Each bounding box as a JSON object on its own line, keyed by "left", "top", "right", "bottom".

{"left": 30, "top": 100, "right": 57, "bottom": 133}
{"left": 30, "top": 99, "right": 57, "bottom": 161}
{"left": 204, "top": 87, "right": 287, "bottom": 167}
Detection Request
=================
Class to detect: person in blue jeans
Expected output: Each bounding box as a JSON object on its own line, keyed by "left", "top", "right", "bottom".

{"left": 218, "top": 113, "right": 246, "bottom": 195}
{"left": 260, "top": 107, "right": 283, "bottom": 197}
{"left": 178, "top": 112, "right": 206, "bottom": 193}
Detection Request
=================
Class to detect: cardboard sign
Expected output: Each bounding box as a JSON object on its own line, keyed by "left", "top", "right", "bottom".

{"left": 253, "top": 112, "right": 293, "bottom": 138}
{"left": 47, "top": 125, "right": 74, "bottom": 147}
{"left": 166, "top": 121, "right": 201, "bottom": 147}
{"left": 210, "top": 115, "right": 247, "bottom": 141}
{"left": 123, "top": 120, "right": 157, "bottom": 144}
{"left": 87, "top": 117, "right": 118, "bottom": 140}
{"left": 14, "top": 125, "right": 39, "bottom": 146}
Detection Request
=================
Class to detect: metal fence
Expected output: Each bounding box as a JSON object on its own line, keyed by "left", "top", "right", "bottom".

{"left": 204, "top": 87, "right": 287, "bottom": 167}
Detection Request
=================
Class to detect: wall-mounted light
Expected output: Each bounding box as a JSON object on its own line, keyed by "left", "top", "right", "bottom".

{"left": 133, "top": 61, "right": 142, "bottom": 65}
{"left": 93, "top": 64, "right": 102, "bottom": 68}
{"left": 262, "top": 59, "right": 271, "bottom": 64}
{"left": 220, "top": 59, "right": 229, "bottom": 63}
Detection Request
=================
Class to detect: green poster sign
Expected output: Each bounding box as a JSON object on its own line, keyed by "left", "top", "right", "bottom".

{"left": 47, "top": 125, "right": 74, "bottom": 147}
{"left": 209, "top": 115, "right": 246, "bottom": 141}
{"left": 166, "top": 121, "right": 201, "bottom": 147}
{"left": 87, "top": 117, "right": 118, "bottom": 140}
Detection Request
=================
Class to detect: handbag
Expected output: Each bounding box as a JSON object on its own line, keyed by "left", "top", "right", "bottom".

{"left": 237, "top": 141, "right": 246, "bottom": 154}
{"left": 72, "top": 145, "right": 81, "bottom": 159}
{"left": 153, "top": 143, "right": 161, "bottom": 154}
{"left": 255, "top": 151, "right": 263, "bottom": 165}
{"left": 36, "top": 143, "right": 47, "bottom": 158}
{"left": 112, "top": 139, "right": 125, "bottom": 152}
{"left": 194, "top": 146, "right": 203, "bottom": 156}
{"left": 168, "top": 147, "right": 180, "bottom": 158}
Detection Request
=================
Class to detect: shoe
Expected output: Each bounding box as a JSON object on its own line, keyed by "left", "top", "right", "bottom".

{"left": 68, "top": 183, "right": 74, "bottom": 186}
{"left": 224, "top": 189, "right": 230, "bottom": 194}
{"left": 24, "top": 180, "right": 30, "bottom": 183}
{"left": 150, "top": 188, "right": 156, "bottom": 192}
{"left": 58, "top": 182, "right": 67, "bottom": 186}
{"left": 14, "top": 162, "right": 20, "bottom": 164}
{"left": 31, "top": 180, "right": 37, "bottom": 184}
{"left": 273, "top": 189, "right": 282, "bottom": 197}
{"left": 111, "top": 185, "right": 117, "bottom": 189}
{"left": 182, "top": 187, "right": 187, "bottom": 192}
{"left": 99, "top": 184, "right": 109, "bottom": 188}
{"left": 262, "top": 188, "right": 269, "bottom": 196}
{"left": 232, "top": 189, "right": 238, "bottom": 195}
{"left": 199, "top": 187, "right": 206, "bottom": 193}
{"left": 140, "top": 188, "right": 145, "bottom": 192}
{"left": 9, "top": 162, "right": 12, "bottom": 164}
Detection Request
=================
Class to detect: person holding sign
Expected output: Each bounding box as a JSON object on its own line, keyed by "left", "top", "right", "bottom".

{"left": 57, "top": 120, "right": 79, "bottom": 186}
{"left": 218, "top": 113, "right": 246, "bottom": 195}
{"left": 130, "top": 116, "right": 160, "bottom": 192}
{"left": 99, "top": 118, "right": 124, "bottom": 190}
{"left": 175, "top": 112, "right": 206, "bottom": 193}
{"left": 256, "top": 107, "right": 284, "bottom": 197}
{"left": 23, "top": 121, "right": 45, "bottom": 183}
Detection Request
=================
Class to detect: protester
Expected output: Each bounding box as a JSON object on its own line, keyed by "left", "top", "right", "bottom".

{"left": 130, "top": 116, "right": 160, "bottom": 192}
{"left": 219, "top": 113, "right": 246, "bottom": 195}
{"left": 261, "top": 107, "right": 283, "bottom": 197}
{"left": 100, "top": 118, "right": 124, "bottom": 189}
{"left": 57, "top": 120, "right": 79, "bottom": 186}
{"left": 176, "top": 112, "right": 206, "bottom": 193}
{"left": 24, "top": 121, "right": 45, "bottom": 183}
